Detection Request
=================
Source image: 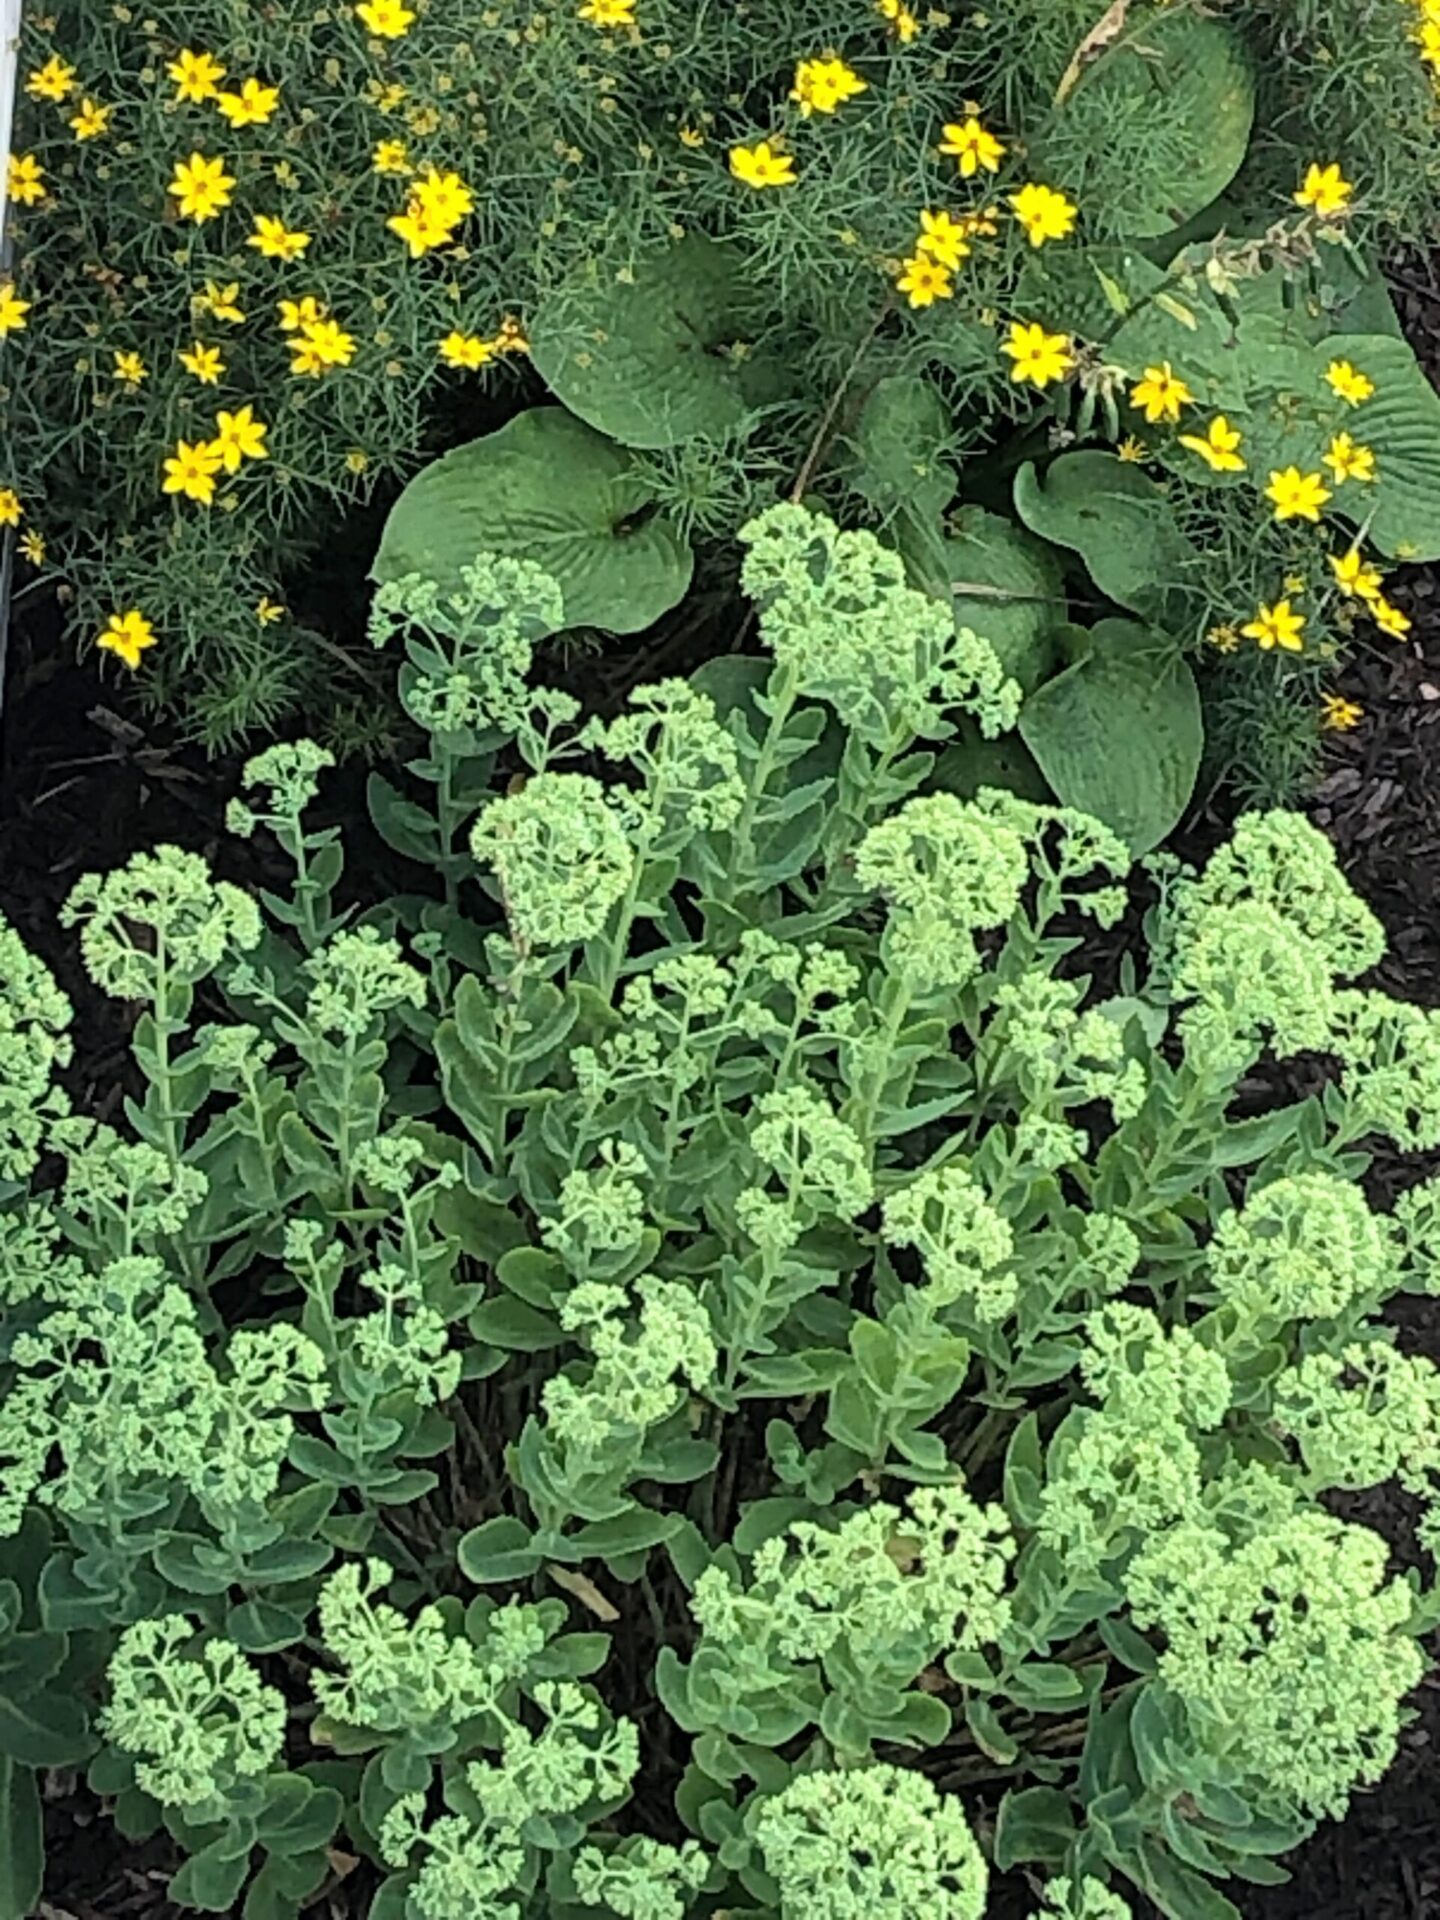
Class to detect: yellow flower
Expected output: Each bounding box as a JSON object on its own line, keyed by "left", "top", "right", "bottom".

{"left": 98, "top": 609, "right": 157, "bottom": 671}
{"left": 345, "top": 448, "right": 371, "bottom": 474}
{"left": 178, "top": 341, "right": 225, "bottom": 385}
{"left": 7, "top": 156, "right": 48, "bottom": 207}
{"left": 579, "top": 0, "right": 636, "bottom": 22}
{"left": 69, "top": 97, "right": 111, "bottom": 140}
{"left": 372, "top": 138, "right": 411, "bottom": 174}
{"left": 167, "top": 49, "right": 226, "bottom": 103}
{"left": 216, "top": 78, "right": 281, "bottom": 128}
{"left": 1264, "top": 466, "right": 1331, "bottom": 523}
{"left": 790, "top": 56, "right": 868, "bottom": 117}
{"left": 439, "top": 330, "right": 495, "bottom": 369}
{"left": 169, "top": 151, "right": 236, "bottom": 222}
{"left": 915, "top": 208, "right": 971, "bottom": 271}
{"left": 26, "top": 56, "right": 77, "bottom": 103}
{"left": 938, "top": 116, "right": 1004, "bottom": 177}
{"left": 1176, "top": 414, "right": 1245, "bottom": 472}
{"left": 198, "top": 280, "right": 246, "bottom": 324}
{"left": 876, "top": 0, "right": 920, "bottom": 40}
{"left": 1295, "top": 161, "right": 1353, "bottom": 218}
{"left": 1321, "top": 431, "right": 1376, "bottom": 485}
{"left": 1129, "top": 362, "right": 1194, "bottom": 425}
{"left": 1001, "top": 320, "right": 1075, "bottom": 388}
{"left": 163, "top": 437, "right": 223, "bottom": 506}
{"left": 277, "top": 295, "right": 326, "bottom": 332}
{"left": 0, "top": 285, "right": 33, "bottom": 336}
{"left": 1241, "top": 598, "right": 1306, "bottom": 652}
{"left": 1008, "top": 182, "right": 1077, "bottom": 247}
{"left": 1328, "top": 546, "right": 1385, "bottom": 602}
{"left": 248, "top": 215, "right": 312, "bottom": 260}
{"left": 729, "top": 141, "right": 796, "bottom": 189}
{"left": 896, "top": 252, "right": 954, "bottom": 309}
{"left": 412, "top": 166, "right": 474, "bottom": 226}
{"left": 256, "top": 596, "right": 286, "bottom": 625}
{"left": 1207, "top": 623, "right": 1241, "bottom": 652}
{"left": 491, "top": 315, "right": 530, "bottom": 355}
{"left": 387, "top": 204, "right": 454, "bottom": 258}
{"left": 1115, "top": 436, "right": 1148, "bottom": 463}
{"left": 356, "top": 0, "right": 416, "bottom": 35}
{"left": 678, "top": 126, "right": 705, "bottom": 148}
{"left": 112, "top": 348, "right": 148, "bottom": 386}
{"left": 0, "top": 489, "right": 21, "bottom": 527}
{"left": 289, "top": 318, "right": 356, "bottom": 377}
{"left": 19, "top": 530, "right": 46, "bottom": 567}
{"left": 213, "top": 405, "right": 269, "bottom": 471}
{"left": 1372, "top": 596, "right": 1412, "bottom": 639}
{"left": 1320, "top": 693, "right": 1363, "bottom": 732}
{"left": 1324, "top": 359, "right": 1375, "bottom": 407}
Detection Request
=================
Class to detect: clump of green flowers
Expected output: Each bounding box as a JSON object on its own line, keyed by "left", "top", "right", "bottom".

{"left": 1, "top": 504, "right": 1439, "bottom": 1920}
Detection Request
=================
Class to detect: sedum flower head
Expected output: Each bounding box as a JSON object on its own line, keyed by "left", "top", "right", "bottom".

{"left": 581, "top": 679, "right": 745, "bottom": 840}
{"left": 61, "top": 846, "right": 261, "bottom": 999}
{"left": 855, "top": 793, "right": 1031, "bottom": 989}
{"left": 572, "top": 1837, "right": 710, "bottom": 1920}
{"left": 1329, "top": 988, "right": 1440, "bottom": 1151}
{"left": 471, "top": 773, "right": 635, "bottom": 950}
{"left": 541, "top": 1138, "right": 649, "bottom": 1269}
{"left": 1035, "top": 1877, "right": 1134, "bottom": 1920}
{"left": 368, "top": 555, "right": 565, "bottom": 740}
{"left": 544, "top": 1274, "right": 716, "bottom": 1453}
{"left": 102, "top": 1618, "right": 285, "bottom": 1811}
{"left": 315, "top": 1559, "right": 501, "bottom": 1734}
{"left": 1207, "top": 1172, "right": 1389, "bottom": 1325}
{"left": 1273, "top": 1341, "right": 1440, "bottom": 1497}
{"left": 739, "top": 504, "right": 1020, "bottom": 745}
{"left": 303, "top": 926, "right": 426, "bottom": 1036}
{"left": 0, "top": 1255, "right": 325, "bottom": 1533}
{"left": 748, "top": 1085, "right": 873, "bottom": 1222}
{"left": 752, "top": 1765, "right": 988, "bottom": 1920}
{"left": 0, "top": 916, "right": 73, "bottom": 1180}
{"left": 229, "top": 738, "right": 335, "bottom": 834}
{"left": 692, "top": 1484, "right": 1013, "bottom": 1691}
{"left": 1125, "top": 1507, "right": 1423, "bottom": 1818}
{"left": 881, "top": 1166, "right": 1015, "bottom": 1319}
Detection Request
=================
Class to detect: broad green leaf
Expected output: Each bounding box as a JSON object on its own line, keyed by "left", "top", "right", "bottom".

{"left": 993, "top": 1783, "right": 1076, "bottom": 1871}
{"left": 531, "top": 236, "right": 761, "bottom": 449}
{"left": 373, "top": 407, "right": 694, "bottom": 632}
{"left": 457, "top": 1516, "right": 542, "bottom": 1585}
{"left": 1018, "top": 618, "right": 1202, "bottom": 855}
{"left": 169, "top": 1836, "right": 253, "bottom": 1914}
{"left": 1314, "top": 332, "right": 1440, "bottom": 560}
{"left": 1013, "top": 453, "right": 1202, "bottom": 629}
{"left": 900, "top": 504, "right": 1066, "bottom": 696}
{"left": 0, "top": 1759, "right": 41, "bottom": 1920}
{"left": 1049, "top": 12, "right": 1255, "bottom": 239}
{"left": 1016, "top": 244, "right": 1166, "bottom": 345}
{"left": 847, "top": 376, "right": 956, "bottom": 519}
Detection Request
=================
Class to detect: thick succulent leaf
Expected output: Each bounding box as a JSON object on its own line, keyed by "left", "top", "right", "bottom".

{"left": 1049, "top": 11, "right": 1255, "bottom": 239}
{"left": 899, "top": 504, "right": 1065, "bottom": 697}
{"left": 0, "top": 1760, "right": 41, "bottom": 1920}
{"left": 846, "top": 376, "right": 956, "bottom": 520}
{"left": 530, "top": 236, "right": 761, "bottom": 449}
{"left": 1013, "top": 452, "right": 1202, "bottom": 629}
{"left": 1018, "top": 618, "right": 1202, "bottom": 855}
{"left": 373, "top": 407, "right": 693, "bottom": 632}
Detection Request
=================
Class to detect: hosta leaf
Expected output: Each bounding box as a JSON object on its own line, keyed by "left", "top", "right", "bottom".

{"left": 1013, "top": 452, "right": 1202, "bottom": 628}
{"left": 373, "top": 407, "right": 694, "bottom": 632}
{"left": 1018, "top": 618, "right": 1202, "bottom": 855}
{"left": 1049, "top": 11, "right": 1255, "bottom": 239}
{"left": 1016, "top": 243, "right": 1166, "bottom": 345}
{"left": 530, "top": 235, "right": 762, "bottom": 449}
{"left": 847, "top": 377, "right": 956, "bottom": 520}
{"left": 1314, "top": 332, "right": 1440, "bottom": 560}
{"left": 900, "top": 503, "right": 1066, "bottom": 696}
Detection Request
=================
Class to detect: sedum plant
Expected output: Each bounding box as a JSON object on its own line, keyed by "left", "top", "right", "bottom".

{"left": 2, "top": 504, "right": 1440, "bottom": 1920}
